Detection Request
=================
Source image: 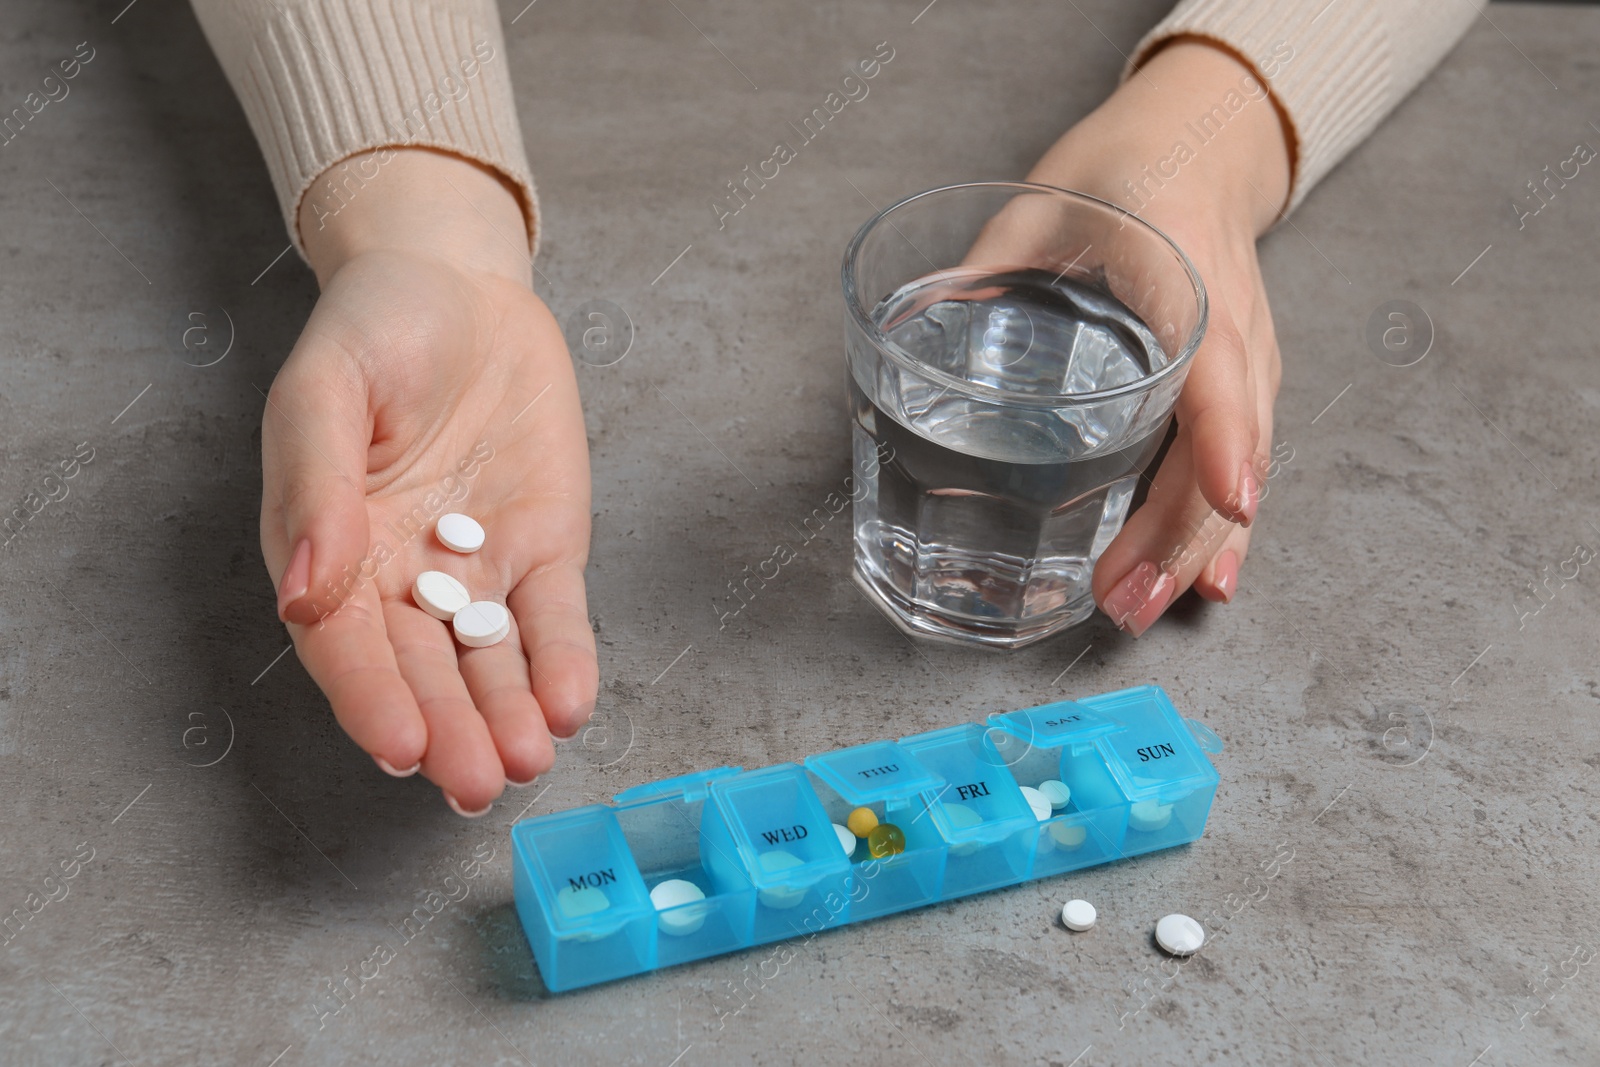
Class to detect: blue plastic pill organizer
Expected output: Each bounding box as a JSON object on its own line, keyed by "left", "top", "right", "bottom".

{"left": 511, "top": 684, "right": 1223, "bottom": 991}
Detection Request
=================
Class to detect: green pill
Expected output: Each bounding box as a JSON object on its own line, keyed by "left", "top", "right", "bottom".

{"left": 866, "top": 823, "right": 906, "bottom": 858}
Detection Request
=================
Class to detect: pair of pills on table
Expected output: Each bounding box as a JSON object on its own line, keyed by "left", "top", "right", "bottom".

{"left": 1057, "top": 901, "right": 1206, "bottom": 957}
{"left": 412, "top": 514, "right": 510, "bottom": 648}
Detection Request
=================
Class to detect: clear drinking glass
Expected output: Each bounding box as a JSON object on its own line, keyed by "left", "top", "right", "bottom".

{"left": 841, "top": 182, "right": 1207, "bottom": 649}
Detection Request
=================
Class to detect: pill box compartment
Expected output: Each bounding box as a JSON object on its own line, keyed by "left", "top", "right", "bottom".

{"left": 899, "top": 725, "right": 1038, "bottom": 897}
{"left": 1078, "top": 686, "right": 1222, "bottom": 857}
{"left": 705, "top": 765, "right": 853, "bottom": 944}
{"left": 804, "top": 740, "right": 949, "bottom": 920}
{"left": 986, "top": 703, "right": 1130, "bottom": 876}
{"left": 612, "top": 771, "right": 756, "bottom": 969}
{"left": 511, "top": 806, "right": 656, "bottom": 992}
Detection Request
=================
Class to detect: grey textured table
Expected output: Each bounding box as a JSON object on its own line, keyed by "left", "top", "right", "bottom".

{"left": 2, "top": 2, "right": 1597, "bottom": 1065}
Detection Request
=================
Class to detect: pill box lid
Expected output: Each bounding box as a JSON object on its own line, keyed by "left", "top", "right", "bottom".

{"left": 987, "top": 701, "right": 1120, "bottom": 747}
{"left": 511, "top": 805, "right": 653, "bottom": 935}
{"left": 897, "top": 724, "right": 1040, "bottom": 844}
{"left": 613, "top": 767, "right": 742, "bottom": 806}
{"left": 708, "top": 764, "right": 851, "bottom": 890}
{"left": 1077, "top": 686, "right": 1221, "bottom": 800}
{"left": 804, "top": 741, "right": 944, "bottom": 804}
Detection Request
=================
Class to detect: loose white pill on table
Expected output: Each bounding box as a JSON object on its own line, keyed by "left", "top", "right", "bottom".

{"left": 453, "top": 601, "right": 511, "bottom": 648}
{"left": 650, "top": 878, "right": 708, "bottom": 936}
{"left": 436, "top": 512, "right": 485, "bottom": 553}
{"left": 1129, "top": 799, "right": 1174, "bottom": 832}
{"left": 1019, "top": 785, "right": 1052, "bottom": 822}
{"left": 1155, "top": 913, "right": 1205, "bottom": 956}
{"left": 1061, "top": 899, "right": 1097, "bottom": 931}
{"left": 1037, "top": 780, "right": 1072, "bottom": 809}
{"left": 756, "top": 849, "right": 807, "bottom": 908}
{"left": 832, "top": 822, "right": 857, "bottom": 858}
{"left": 412, "top": 570, "right": 472, "bottom": 621}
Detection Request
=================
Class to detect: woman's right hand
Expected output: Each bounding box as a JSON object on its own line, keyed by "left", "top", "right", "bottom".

{"left": 262, "top": 149, "right": 598, "bottom": 816}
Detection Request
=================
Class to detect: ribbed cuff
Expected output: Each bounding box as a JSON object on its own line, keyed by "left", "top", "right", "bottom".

{"left": 191, "top": 0, "right": 538, "bottom": 261}
{"left": 1124, "top": 0, "right": 1390, "bottom": 216}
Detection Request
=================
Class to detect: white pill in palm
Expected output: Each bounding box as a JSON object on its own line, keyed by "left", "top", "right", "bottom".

{"left": 1061, "top": 899, "right": 1096, "bottom": 931}
{"left": 453, "top": 601, "right": 511, "bottom": 648}
{"left": 1038, "top": 780, "right": 1071, "bottom": 809}
{"left": 650, "top": 878, "right": 708, "bottom": 936}
{"left": 1019, "top": 785, "right": 1052, "bottom": 822}
{"left": 412, "top": 571, "right": 471, "bottom": 621}
{"left": 436, "top": 512, "right": 485, "bottom": 553}
{"left": 1155, "top": 913, "right": 1205, "bottom": 956}
{"left": 832, "top": 822, "right": 857, "bottom": 858}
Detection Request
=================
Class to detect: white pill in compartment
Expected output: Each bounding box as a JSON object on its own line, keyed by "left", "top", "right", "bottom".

{"left": 756, "top": 850, "right": 806, "bottom": 908}
{"left": 942, "top": 802, "right": 984, "bottom": 856}
{"left": 1129, "top": 799, "right": 1174, "bottom": 832}
{"left": 556, "top": 885, "right": 610, "bottom": 919}
{"left": 453, "top": 601, "right": 511, "bottom": 648}
{"left": 650, "top": 878, "right": 708, "bottom": 936}
{"left": 436, "top": 512, "right": 486, "bottom": 553}
{"left": 412, "top": 570, "right": 472, "bottom": 621}
{"left": 1061, "top": 898, "right": 1096, "bottom": 931}
{"left": 1155, "top": 913, "right": 1205, "bottom": 956}
{"left": 832, "top": 822, "right": 857, "bottom": 858}
{"left": 1037, "top": 779, "right": 1071, "bottom": 809}
{"left": 1019, "top": 785, "right": 1052, "bottom": 822}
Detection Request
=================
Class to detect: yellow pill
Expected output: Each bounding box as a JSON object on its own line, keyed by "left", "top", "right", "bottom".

{"left": 847, "top": 807, "right": 879, "bottom": 838}
{"left": 867, "top": 823, "right": 906, "bottom": 858}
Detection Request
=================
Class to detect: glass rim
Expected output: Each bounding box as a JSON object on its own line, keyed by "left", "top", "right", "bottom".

{"left": 840, "top": 181, "right": 1209, "bottom": 408}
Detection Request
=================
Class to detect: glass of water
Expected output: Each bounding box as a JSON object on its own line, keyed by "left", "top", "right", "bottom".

{"left": 842, "top": 182, "right": 1207, "bottom": 648}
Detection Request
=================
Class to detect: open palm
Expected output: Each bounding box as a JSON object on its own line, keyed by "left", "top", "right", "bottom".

{"left": 262, "top": 249, "right": 597, "bottom": 815}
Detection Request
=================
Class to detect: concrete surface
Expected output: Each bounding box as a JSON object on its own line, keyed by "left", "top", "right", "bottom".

{"left": 2, "top": 1, "right": 1598, "bottom": 1065}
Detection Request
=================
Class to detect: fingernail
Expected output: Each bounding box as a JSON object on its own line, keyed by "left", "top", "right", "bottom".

{"left": 374, "top": 755, "right": 420, "bottom": 778}
{"left": 506, "top": 775, "right": 539, "bottom": 788}
{"left": 1212, "top": 550, "right": 1239, "bottom": 604}
{"left": 1236, "top": 463, "right": 1259, "bottom": 527}
{"left": 1102, "top": 561, "right": 1177, "bottom": 638}
{"left": 444, "top": 792, "right": 493, "bottom": 818}
{"left": 552, "top": 701, "right": 596, "bottom": 743}
{"left": 277, "top": 538, "right": 312, "bottom": 621}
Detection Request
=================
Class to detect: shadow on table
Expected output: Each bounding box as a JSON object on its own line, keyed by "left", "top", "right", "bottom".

{"left": 469, "top": 900, "right": 554, "bottom": 1000}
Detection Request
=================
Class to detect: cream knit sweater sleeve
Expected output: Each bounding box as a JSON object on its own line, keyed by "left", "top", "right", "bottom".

{"left": 1126, "top": 0, "right": 1486, "bottom": 213}
{"left": 189, "top": 1, "right": 1485, "bottom": 256}
{"left": 188, "top": 0, "right": 538, "bottom": 259}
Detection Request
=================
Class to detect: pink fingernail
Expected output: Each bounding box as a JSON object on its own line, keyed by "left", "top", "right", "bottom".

{"left": 1212, "top": 550, "right": 1239, "bottom": 604}
{"left": 277, "top": 538, "right": 311, "bottom": 621}
{"left": 444, "top": 792, "right": 493, "bottom": 818}
{"left": 1102, "top": 561, "right": 1177, "bottom": 638}
{"left": 374, "top": 755, "right": 420, "bottom": 778}
{"left": 1237, "top": 463, "right": 1259, "bottom": 527}
{"left": 506, "top": 775, "right": 540, "bottom": 788}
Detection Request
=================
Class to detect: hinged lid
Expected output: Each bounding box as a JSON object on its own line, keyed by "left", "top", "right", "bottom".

{"left": 613, "top": 766, "right": 742, "bottom": 805}
{"left": 805, "top": 740, "right": 943, "bottom": 804}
